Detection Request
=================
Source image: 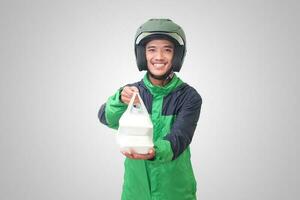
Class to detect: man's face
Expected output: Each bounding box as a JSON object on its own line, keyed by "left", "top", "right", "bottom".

{"left": 145, "top": 39, "right": 174, "bottom": 77}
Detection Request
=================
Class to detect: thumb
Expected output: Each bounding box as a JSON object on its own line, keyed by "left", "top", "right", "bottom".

{"left": 149, "top": 148, "right": 154, "bottom": 154}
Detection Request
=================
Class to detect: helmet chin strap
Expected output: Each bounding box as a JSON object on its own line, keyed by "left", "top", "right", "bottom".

{"left": 147, "top": 67, "right": 174, "bottom": 81}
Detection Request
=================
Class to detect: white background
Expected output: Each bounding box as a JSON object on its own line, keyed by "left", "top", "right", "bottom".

{"left": 0, "top": 0, "right": 299, "bottom": 199}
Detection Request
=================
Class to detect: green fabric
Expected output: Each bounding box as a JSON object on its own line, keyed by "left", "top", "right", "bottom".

{"left": 104, "top": 88, "right": 128, "bottom": 130}
{"left": 105, "top": 74, "right": 197, "bottom": 200}
{"left": 142, "top": 73, "right": 183, "bottom": 96}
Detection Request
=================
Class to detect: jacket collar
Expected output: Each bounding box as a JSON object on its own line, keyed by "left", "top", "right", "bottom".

{"left": 142, "top": 73, "right": 183, "bottom": 96}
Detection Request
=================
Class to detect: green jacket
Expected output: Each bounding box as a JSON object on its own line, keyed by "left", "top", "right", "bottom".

{"left": 98, "top": 74, "right": 202, "bottom": 200}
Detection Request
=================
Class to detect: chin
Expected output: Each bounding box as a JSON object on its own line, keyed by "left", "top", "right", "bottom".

{"left": 151, "top": 68, "right": 168, "bottom": 74}
{"left": 151, "top": 72, "right": 166, "bottom": 76}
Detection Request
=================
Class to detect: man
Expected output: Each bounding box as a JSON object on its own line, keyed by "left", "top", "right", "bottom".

{"left": 98, "top": 18, "right": 202, "bottom": 200}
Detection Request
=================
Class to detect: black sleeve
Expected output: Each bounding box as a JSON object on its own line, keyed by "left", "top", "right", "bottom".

{"left": 98, "top": 103, "right": 108, "bottom": 125}
{"left": 164, "top": 89, "right": 202, "bottom": 160}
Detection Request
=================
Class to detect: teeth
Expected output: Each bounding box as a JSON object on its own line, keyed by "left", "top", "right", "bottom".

{"left": 153, "top": 64, "right": 165, "bottom": 68}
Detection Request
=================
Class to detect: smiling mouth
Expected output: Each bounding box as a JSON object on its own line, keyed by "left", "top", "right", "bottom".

{"left": 153, "top": 63, "right": 166, "bottom": 68}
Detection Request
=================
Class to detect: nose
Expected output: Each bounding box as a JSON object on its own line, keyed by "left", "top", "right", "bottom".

{"left": 154, "top": 50, "right": 164, "bottom": 60}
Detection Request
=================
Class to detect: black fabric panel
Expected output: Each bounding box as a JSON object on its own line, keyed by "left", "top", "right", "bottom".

{"left": 164, "top": 86, "right": 202, "bottom": 160}
{"left": 98, "top": 103, "right": 108, "bottom": 125}
{"left": 162, "top": 83, "right": 188, "bottom": 116}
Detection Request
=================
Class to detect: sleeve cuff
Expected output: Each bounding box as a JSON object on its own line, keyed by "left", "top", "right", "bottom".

{"left": 105, "top": 88, "right": 128, "bottom": 129}
{"left": 151, "top": 139, "right": 173, "bottom": 163}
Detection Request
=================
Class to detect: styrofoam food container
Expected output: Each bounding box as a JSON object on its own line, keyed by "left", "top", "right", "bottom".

{"left": 117, "top": 135, "right": 153, "bottom": 154}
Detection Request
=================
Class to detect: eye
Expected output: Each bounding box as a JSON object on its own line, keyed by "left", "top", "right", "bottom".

{"left": 147, "top": 48, "right": 156, "bottom": 52}
{"left": 165, "top": 48, "right": 173, "bottom": 53}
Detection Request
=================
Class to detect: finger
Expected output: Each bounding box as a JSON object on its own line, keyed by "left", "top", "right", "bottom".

{"left": 149, "top": 148, "right": 155, "bottom": 154}
{"left": 122, "top": 90, "right": 136, "bottom": 103}
{"left": 122, "top": 151, "right": 132, "bottom": 159}
{"left": 121, "top": 152, "right": 128, "bottom": 157}
{"left": 121, "top": 96, "right": 131, "bottom": 104}
{"left": 129, "top": 86, "right": 139, "bottom": 93}
{"left": 132, "top": 153, "right": 151, "bottom": 160}
{"left": 125, "top": 86, "right": 139, "bottom": 98}
{"left": 132, "top": 154, "right": 143, "bottom": 159}
{"left": 122, "top": 88, "right": 132, "bottom": 98}
{"left": 123, "top": 94, "right": 139, "bottom": 105}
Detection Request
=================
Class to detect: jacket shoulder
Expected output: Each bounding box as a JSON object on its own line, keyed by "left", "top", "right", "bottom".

{"left": 163, "top": 83, "right": 202, "bottom": 116}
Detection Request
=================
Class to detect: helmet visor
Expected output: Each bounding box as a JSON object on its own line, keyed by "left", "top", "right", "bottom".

{"left": 135, "top": 32, "right": 184, "bottom": 46}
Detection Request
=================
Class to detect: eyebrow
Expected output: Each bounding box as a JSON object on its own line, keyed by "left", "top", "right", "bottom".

{"left": 146, "top": 45, "right": 174, "bottom": 49}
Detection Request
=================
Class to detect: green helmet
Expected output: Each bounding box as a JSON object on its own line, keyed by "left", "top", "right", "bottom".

{"left": 134, "top": 18, "right": 186, "bottom": 72}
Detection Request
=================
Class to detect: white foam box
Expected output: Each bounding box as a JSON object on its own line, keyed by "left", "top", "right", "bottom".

{"left": 117, "top": 135, "right": 153, "bottom": 154}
